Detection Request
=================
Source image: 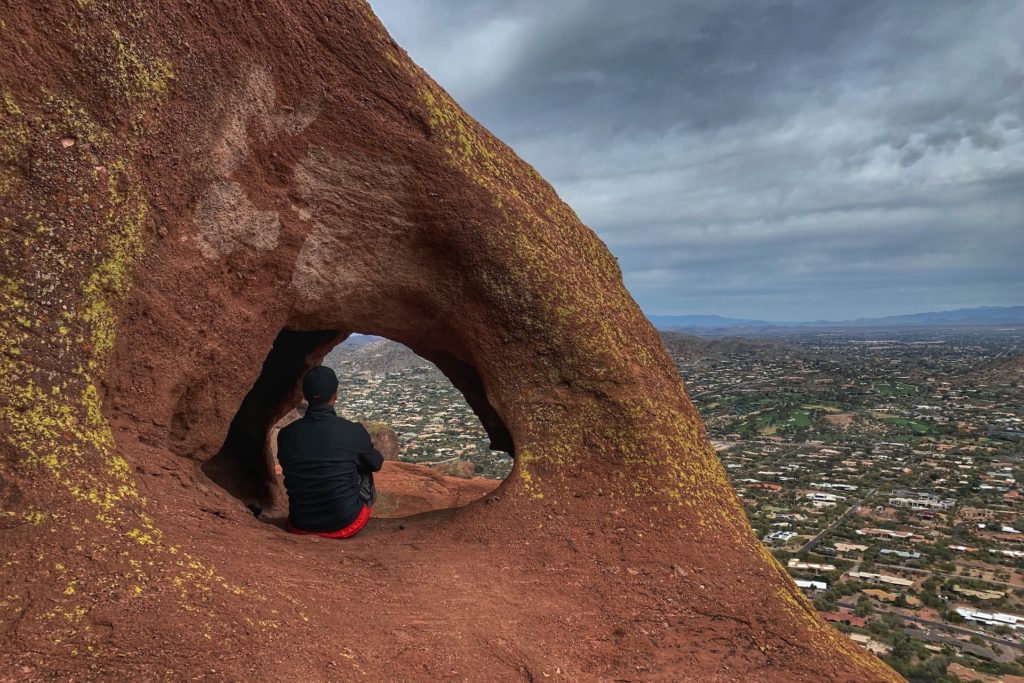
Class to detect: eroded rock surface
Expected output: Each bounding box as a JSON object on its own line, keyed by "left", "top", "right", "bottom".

{"left": 374, "top": 461, "right": 500, "bottom": 518}
{"left": 362, "top": 421, "right": 400, "bottom": 461}
{"left": 0, "top": 2, "right": 899, "bottom": 680}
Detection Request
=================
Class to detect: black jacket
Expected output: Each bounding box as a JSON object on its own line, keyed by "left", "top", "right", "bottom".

{"left": 277, "top": 403, "right": 384, "bottom": 532}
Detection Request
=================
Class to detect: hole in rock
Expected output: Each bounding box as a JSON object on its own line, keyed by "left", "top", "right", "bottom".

{"left": 203, "top": 330, "right": 513, "bottom": 521}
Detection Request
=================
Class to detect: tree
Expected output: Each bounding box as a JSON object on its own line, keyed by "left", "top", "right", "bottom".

{"left": 944, "top": 609, "right": 965, "bottom": 624}
{"left": 882, "top": 612, "right": 903, "bottom": 630}
{"left": 904, "top": 655, "right": 952, "bottom": 683}
{"left": 814, "top": 595, "right": 837, "bottom": 612}
{"left": 889, "top": 633, "right": 915, "bottom": 664}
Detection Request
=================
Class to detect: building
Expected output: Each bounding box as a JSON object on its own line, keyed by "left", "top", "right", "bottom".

{"left": 746, "top": 482, "right": 783, "bottom": 492}
{"left": 764, "top": 530, "right": 797, "bottom": 544}
{"left": 812, "top": 482, "right": 859, "bottom": 492}
{"left": 794, "top": 579, "right": 827, "bottom": 591}
{"left": 948, "top": 544, "right": 979, "bottom": 553}
{"left": 848, "top": 571, "right": 914, "bottom": 588}
{"left": 787, "top": 559, "right": 837, "bottom": 573}
{"left": 856, "top": 528, "right": 917, "bottom": 540}
{"left": 952, "top": 585, "right": 1005, "bottom": 601}
{"left": 862, "top": 588, "right": 899, "bottom": 603}
{"left": 822, "top": 611, "right": 867, "bottom": 628}
{"left": 834, "top": 542, "right": 869, "bottom": 553}
{"left": 848, "top": 633, "right": 892, "bottom": 656}
{"left": 955, "top": 608, "right": 1021, "bottom": 630}
{"left": 888, "top": 490, "right": 956, "bottom": 511}
{"left": 805, "top": 492, "right": 845, "bottom": 503}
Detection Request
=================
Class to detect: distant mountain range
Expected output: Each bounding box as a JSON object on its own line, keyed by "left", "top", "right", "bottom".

{"left": 648, "top": 306, "right": 1024, "bottom": 331}
{"left": 325, "top": 338, "right": 433, "bottom": 375}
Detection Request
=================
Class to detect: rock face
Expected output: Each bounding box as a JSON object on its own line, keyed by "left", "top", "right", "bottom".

{"left": 362, "top": 421, "right": 400, "bottom": 461}
{"left": 429, "top": 459, "right": 477, "bottom": 479}
{"left": 0, "top": 2, "right": 898, "bottom": 680}
{"left": 374, "top": 461, "right": 500, "bottom": 518}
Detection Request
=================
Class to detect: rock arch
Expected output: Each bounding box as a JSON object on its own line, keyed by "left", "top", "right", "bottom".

{"left": 201, "top": 326, "right": 514, "bottom": 510}
{"left": 0, "top": 2, "right": 898, "bottom": 679}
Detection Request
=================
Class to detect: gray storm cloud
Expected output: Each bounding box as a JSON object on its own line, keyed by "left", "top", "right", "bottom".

{"left": 370, "top": 0, "right": 1024, "bottom": 320}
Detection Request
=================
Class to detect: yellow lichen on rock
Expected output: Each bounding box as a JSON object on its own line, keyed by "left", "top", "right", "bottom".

{"left": 0, "top": 39, "right": 239, "bottom": 647}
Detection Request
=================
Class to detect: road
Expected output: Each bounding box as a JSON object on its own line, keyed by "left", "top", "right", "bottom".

{"left": 838, "top": 600, "right": 1022, "bottom": 653}
{"left": 797, "top": 448, "right": 922, "bottom": 555}
{"left": 898, "top": 612, "right": 1019, "bottom": 652}
{"left": 799, "top": 487, "right": 878, "bottom": 554}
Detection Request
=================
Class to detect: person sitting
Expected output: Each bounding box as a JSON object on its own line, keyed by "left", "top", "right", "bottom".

{"left": 277, "top": 365, "right": 384, "bottom": 538}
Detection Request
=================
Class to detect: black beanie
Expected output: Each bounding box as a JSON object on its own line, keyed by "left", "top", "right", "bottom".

{"left": 302, "top": 366, "right": 339, "bottom": 405}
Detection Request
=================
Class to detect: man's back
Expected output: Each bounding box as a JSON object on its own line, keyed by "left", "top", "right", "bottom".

{"left": 277, "top": 402, "right": 383, "bottom": 533}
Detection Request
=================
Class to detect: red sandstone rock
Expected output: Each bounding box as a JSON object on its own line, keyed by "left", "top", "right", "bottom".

{"left": 0, "top": 2, "right": 900, "bottom": 680}
{"left": 375, "top": 461, "right": 499, "bottom": 518}
{"left": 428, "top": 458, "right": 476, "bottom": 479}
{"left": 362, "top": 421, "right": 400, "bottom": 461}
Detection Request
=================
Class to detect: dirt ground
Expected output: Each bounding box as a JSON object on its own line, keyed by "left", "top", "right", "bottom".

{"left": 825, "top": 413, "right": 857, "bottom": 429}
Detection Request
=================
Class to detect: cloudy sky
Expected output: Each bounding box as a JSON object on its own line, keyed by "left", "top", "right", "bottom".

{"left": 369, "top": 0, "right": 1023, "bottom": 321}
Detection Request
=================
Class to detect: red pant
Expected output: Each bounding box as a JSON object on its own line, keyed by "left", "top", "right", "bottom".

{"left": 287, "top": 504, "right": 370, "bottom": 539}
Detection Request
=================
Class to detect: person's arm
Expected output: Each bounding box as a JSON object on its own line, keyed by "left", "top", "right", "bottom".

{"left": 356, "top": 426, "right": 385, "bottom": 473}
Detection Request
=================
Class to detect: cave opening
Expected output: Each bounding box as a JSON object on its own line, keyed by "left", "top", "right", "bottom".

{"left": 202, "top": 328, "right": 514, "bottom": 522}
